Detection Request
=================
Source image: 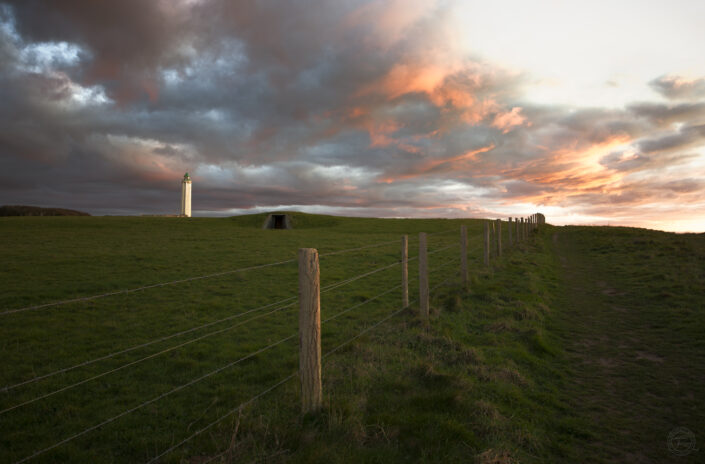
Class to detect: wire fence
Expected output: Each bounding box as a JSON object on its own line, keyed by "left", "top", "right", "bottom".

{"left": 2, "top": 218, "right": 541, "bottom": 464}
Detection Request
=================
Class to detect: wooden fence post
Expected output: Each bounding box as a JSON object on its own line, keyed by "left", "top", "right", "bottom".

{"left": 460, "top": 225, "right": 468, "bottom": 287}
{"left": 495, "top": 219, "right": 502, "bottom": 257}
{"left": 483, "top": 221, "right": 490, "bottom": 266}
{"left": 419, "top": 232, "right": 429, "bottom": 320}
{"left": 492, "top": 221, "right": 496, "bottom": 257}
{"left": 508, "top": 217, "right": 513, "bottom": 246}
{"left": 520, "top": 218, "right": 526, "bottom": 242}
{"left": 298, "top": 248, "right": 322, "bottom": 414}
{"left": 402, "top": 235, "right": 409, "bottom": 308}
{"left": 520, "top": 218, "right": 524, "bottom": 241}
{"left": 515, "top": 217, "right": 520, "bottom": 243}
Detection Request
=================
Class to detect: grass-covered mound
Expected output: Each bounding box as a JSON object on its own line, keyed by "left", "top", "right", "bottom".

{"left": 0, "top": 205, "right": 90, "bottom": 216}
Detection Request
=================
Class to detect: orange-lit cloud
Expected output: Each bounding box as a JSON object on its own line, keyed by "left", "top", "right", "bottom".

{"left": 2, "top": 0, "right": 704, "bottom": 231}
{"left": 380, "top": 144, "right": 495, "bottom": 183}
{"left": 492, "top": 107, "right": 526, "bottom": 133}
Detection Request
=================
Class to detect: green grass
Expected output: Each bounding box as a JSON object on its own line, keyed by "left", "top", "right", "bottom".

{"left": 1, "top": 214, "right": 703, "bottom": 463}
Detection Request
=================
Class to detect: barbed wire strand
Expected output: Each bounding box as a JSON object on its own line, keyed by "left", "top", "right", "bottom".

{"left": 1, "top": 301, "right": 297, "bottom": 416}
{"left": 319, "top": 260, "right": 400, "bottom": 294}
{"left": 12, "top": 332, "right": 298, "bottom": 464}
{"left": 9, "top": 235, "right": 463, "bottom": 461}
{"left": 318, "top": 237, "right": 399, "bottom": 257}
{"left": 147, "top": 294, "right": 420, "bottom": 463}
{"left": 2, "top": 295, "right": 298, "bottom": 393}
{"left": 430, "top": 277, "right": 453, "bottom": 293}
{"left": 429, "top": 257, "right": 461, "bottom": 275}
{"left": 322, "top": 304, "right": 410, "bottom": 361}
{"left": 426, "top": 228, "right": 458, "bottom": 237}
{"left": 427, "top": 242, "right": 458, "bottom": 255}
{"left": 145, "top": 371, "right": 298, "bottom": 464}
{"left": 3, "top": 257, "right": 408, "bottom": 413}
{"left": 1, "top": 258, "right": 298, "bottom": 317}
{"left": 322, "top": 284, "right": 401, "bottom": 325}
{"left": 5, "top": 256, "right": 407, "bottom": 393}
{"left": 145, "top": 265, "right": 458, "bottom": 463}
{"left": 2, "top": 234, "right": 425, "bottom": 317}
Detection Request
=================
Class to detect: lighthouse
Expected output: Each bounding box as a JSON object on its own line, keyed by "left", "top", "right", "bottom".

{"left": 181, "top": 172, "right": 192, "bottom": 217}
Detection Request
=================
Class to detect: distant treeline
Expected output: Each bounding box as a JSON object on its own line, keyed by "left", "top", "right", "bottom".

{"left": 0, "top": 205, "right": 90, "bottom": 217}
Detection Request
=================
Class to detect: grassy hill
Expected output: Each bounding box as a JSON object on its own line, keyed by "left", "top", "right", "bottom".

{"left": 0, "top": 205, "right": 90, "bottom": 216}
{"left": 0, "top": 214, "right": 702, "bottom": 463}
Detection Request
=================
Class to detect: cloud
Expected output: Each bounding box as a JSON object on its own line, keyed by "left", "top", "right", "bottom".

{"left": 650, "top": 75, "right": 705, "bottom": 101}
{"left": 0, "top": 1, "right": 704, "bottom": 231}
{"left": 628, "top": 101, "right": 705, "bottom": 128}
{"left": 637, "top": 124, "right": 705, "bottom": 154}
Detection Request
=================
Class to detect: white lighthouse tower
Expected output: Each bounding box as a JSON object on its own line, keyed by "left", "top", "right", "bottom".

{"left": 180, "top": 172, "right": 192, "bottom": 217}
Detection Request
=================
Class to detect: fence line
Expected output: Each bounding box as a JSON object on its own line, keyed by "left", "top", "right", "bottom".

{"left": 426, "top": 228, "right": 459, "bottom": 237}
{"left": 6, "top": 266, "right": 434, "bottom": 458}
{"left": 2, "top": 295, "right": 297, "bottom": 393}
{"left": 12, "top": 259, "right": 452, "bottom": 463}
{"left": 147, "top": 290, "right": 430, "bottom": 464}
{"left": 145, "top": 371, "right": 299, "bottom": 464}
{"left": 3, "top": 249, "right": 439, "bottom": 394}
{"left": 2, "top": 257, "right": 420, "bottom": 410}
{"left": 0, "top": 300, "right": 296, "bottom": 416}
{"left": 0, "top": 259, "right": 298, "bottom": 317}
{"left": 147, "top": 274, "right": 460, "bottom": 463}
{"left": 318, "top": 237, "right": 400, "bottom": 257}
{"left": 3, "top": 233, "right": 459, "bottom": 318}
{"left": 6, "top": 220, "right": 541, "bottom": 463}
{"left": 13, "top": 332, "right": 299, "bottom": 464}
{"left": 321, "top": 284, "right": 401, "bottom": 325}
{"left": 320, "top": 261, "right": 402, "bottom": 294}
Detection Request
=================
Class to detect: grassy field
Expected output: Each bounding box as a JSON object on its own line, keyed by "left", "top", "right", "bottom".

{"left": 0, "top": 213, "right": 703, "bottom": 463}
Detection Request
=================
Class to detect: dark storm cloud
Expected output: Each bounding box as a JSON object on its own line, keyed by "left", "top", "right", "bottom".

{"left": 4, "top": 0, "right": 191, "bottom": 103}
{"left": 0, "top": 0, "right": 704, "bottom": 226}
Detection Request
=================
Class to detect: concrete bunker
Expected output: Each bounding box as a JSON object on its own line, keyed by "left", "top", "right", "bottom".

{"left": 262, "top": 213, "right": 292, "bottom": 229}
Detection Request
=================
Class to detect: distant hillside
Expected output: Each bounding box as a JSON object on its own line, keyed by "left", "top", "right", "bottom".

{"left": 0, "top": 205, "right": 90, "bottom": 216}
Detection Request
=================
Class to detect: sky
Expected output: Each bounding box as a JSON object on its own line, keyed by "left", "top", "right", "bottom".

{"left": 1, "top": 0, "right": 704, "bottom": 232}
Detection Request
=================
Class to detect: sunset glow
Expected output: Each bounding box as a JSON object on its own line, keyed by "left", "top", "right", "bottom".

{"left": 1, "top": 0, "right": 704, "bottom": 231}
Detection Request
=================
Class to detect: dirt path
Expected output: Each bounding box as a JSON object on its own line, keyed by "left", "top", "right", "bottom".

{"left": 550, "top": 230, "right": 702, "bottom": 464}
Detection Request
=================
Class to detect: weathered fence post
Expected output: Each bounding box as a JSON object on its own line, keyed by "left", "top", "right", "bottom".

{"left": 490, "top": 220, "right": 495, "bottom": 255}
{"left": 495, "top": 219, "right": 502, "bottom": 257}
{"left": 520, "top": 218, "right": 525, "bottom": 241}
{"left": 460, "top": 225, "right": 468, "bottom": 287}
{"left": 508, "top": 217, "right": 513, "bottom": 245}
{"left": 419, "top": 232, "right": 429, "bottom": 320}
{"left": 298, "top": 248, "right": 322, "bottom": 414}
{"left": 483, "top": 221, "right": 490, "bottom": 266}
{"left": 515, "top": 217, "right": 520, "bottom": 243}
{"left": 401, "top": 235, "right": 409, "bottom": 308}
